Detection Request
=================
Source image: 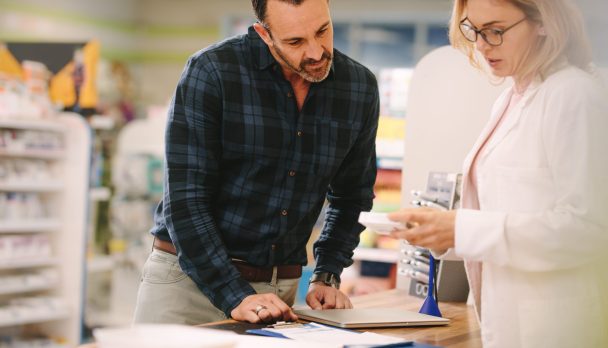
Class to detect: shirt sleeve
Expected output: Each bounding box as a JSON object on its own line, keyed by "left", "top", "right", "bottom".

{"left": 163, "top": 55, "right": 256, "bottom": 316}
{"left": 454, "top": 74, "right": 608, "bottom": 272}
{"left": 313, "top": 79, "right": 380, "bottom": 276}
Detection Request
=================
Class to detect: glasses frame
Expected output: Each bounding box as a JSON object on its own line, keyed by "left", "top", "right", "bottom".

{"left": 459, "top": 17, "right": 528, "bottom": 47}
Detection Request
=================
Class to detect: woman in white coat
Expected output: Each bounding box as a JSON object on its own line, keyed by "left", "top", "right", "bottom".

{"left": 389, "top": 0, "right": 608, "bottom": 347}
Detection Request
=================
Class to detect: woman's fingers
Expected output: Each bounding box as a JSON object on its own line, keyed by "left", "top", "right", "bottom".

{"left": 392, "top": 223, "right": 432, "bottom": 240}
{"left": 388, "top": 209, "right": 434, "bottom": 226}
{"left": 389, "top": 210, "right": 456, "bottom": 249}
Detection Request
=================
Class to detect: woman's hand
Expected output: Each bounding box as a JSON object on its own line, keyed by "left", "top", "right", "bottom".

{"left": 388, "top": 208, "right": 457, "bottom": 250}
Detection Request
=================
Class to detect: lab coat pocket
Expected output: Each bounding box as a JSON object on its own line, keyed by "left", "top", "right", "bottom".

{"left": 518, "top": 296, "right": 603, "bottom": 348}
{"left": 495, "top": 166, "right": 553, "bottom": 213}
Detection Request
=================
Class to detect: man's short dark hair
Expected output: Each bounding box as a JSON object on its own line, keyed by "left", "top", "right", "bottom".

{"left": 252, "top": 0, "right": 307, "bottom": 23}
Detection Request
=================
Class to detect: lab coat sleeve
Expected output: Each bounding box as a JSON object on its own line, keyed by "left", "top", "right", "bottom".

{"left": 455, "top": 74, "right": 608, "bottom": 272}
{"left": 431, "top": 248, "right": 462, "bottom": 261}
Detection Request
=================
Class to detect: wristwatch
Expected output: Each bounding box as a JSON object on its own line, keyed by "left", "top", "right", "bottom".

{"left": 309, "top": 272, "right": 341, "bottom": 289}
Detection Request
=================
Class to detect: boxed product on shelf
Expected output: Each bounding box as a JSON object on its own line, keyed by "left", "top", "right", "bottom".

{"left": 9, "top": 296, "right": 67, "bottom": 311}
{"left": 0, "top": 129, "right": 63, "bottom": 152}
{"left": 0, "top": 269, "right": 60, "bottom": 291}
{"left": 0, "top": 60, "right": 55, "bottom": 120}
{"left": 0, "top": 235, "right": 52, "bottom": 261}
{"left": 0, "top": 338, "right": 68, "bottom": 348}
{"left": 0, "top": 78, "right": 41, "bottom": 121}
{"left": 0, "top": 159, "right": 56, "bottom": 183}
{"left": 0, "top": 193, "right": 47, "bottom": 220}
{"left": 0, "top": 296, "right": 69, "bottom": 327}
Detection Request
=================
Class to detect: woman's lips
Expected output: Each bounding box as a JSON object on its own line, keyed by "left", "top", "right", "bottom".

{"left": 486, "top": 58, "right": 502, "bottom": 68}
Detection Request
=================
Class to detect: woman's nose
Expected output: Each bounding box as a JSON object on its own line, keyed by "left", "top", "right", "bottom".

{"left": 475, "top": 35, "right": 491, "bottom": 54}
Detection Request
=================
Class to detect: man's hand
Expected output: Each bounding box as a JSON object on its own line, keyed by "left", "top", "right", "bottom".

{"left": 230, "top": 293, "right": 298, "bottom": 324}
{"left": 306, "top": 282, "right": 353, "bottom": 310}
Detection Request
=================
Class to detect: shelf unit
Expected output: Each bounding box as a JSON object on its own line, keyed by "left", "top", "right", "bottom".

{"left": 0, "top": 219, "right": 61, "bottom": 233}
{"left": 0, "top": 282, "right": 58, "bottom": 296}
{"left": 0, "top": 148, "right": 65, "bottom": 160}
{"left": 0, "top": 258, "right": 59, "bottom": 271}
{"left": 0, "top": 309, "right": 70, "bottom": 328}
{"left": 0, "top": 114, "right": 90, "bottom": 346}
{"left": 0, "top": 181, "right": 64, "bottom": 192}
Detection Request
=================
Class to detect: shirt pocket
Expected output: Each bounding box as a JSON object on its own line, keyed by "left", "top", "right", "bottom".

{"left": 313, "top": 119, "right": 357, "bottom": 178}
{"left": 493, "top": 166, "right": 554, "bottom": 213}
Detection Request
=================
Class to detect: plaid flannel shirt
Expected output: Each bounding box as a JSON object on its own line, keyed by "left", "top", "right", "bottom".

{"left": 151, "top": 26, "right": 379, "bottom": 316}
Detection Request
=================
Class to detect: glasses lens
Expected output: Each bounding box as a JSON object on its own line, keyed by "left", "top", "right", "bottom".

{"left": 481, "top": 29, "right": 503, "bottom": 46}
{"left": 460, "top": 23, "right": 477, "bottom": 42}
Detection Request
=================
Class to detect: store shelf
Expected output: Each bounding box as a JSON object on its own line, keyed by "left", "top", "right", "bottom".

{"left": 0, "top": 148, "right": 65, "bottom": 160}
{"left": 0, "top": 119, "right": 66, "bottom": 133}
{"left": 0, "top": 180, "right": 63, "bottom": 192}
{"left": 0, "top": 282, "right": 57, "bottom": 296}
{"left": 0, "top": 258, "right": 58, "bottom": 270}
{"left": 1, "top": 110, "right": 89, "bottom": 345}
{"left": 353, "top": 247, "right": 401, "bottom": 263}
{"left": 0, "top": 219, "right": 61, "bottom": 233}
{"left": 0, "top": 308, "right": 69, "bottom": 328}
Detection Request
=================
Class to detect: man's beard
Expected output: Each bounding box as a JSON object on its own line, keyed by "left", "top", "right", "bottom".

{"left": 274, "top": 44, "right": 333, "bottom": 83}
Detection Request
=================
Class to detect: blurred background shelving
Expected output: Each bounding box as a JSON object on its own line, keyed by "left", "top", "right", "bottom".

{"left": 0, "top": 114, "right": 90, "bottom": 347}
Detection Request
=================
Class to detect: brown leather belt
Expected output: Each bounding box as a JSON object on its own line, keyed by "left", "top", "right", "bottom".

{"left": 153, "top": 238, "right": 302, "bottom": 282}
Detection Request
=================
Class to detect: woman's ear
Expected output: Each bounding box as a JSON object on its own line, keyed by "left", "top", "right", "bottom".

{"left": 538, "top": 25, "right": 547, "bottom": 36}
{"left": 253, "top": 22, "right": 274, "bottom": 47}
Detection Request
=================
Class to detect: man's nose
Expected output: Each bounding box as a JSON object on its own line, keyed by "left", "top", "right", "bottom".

{"left": 305, "top": 40, "right": 324, "bottom": 62}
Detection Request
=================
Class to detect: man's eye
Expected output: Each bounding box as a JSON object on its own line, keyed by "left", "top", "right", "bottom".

{"left": 489, "top": 28, "right": 504, "bottom": 35}
{"left": 318, "top": 28, "right": 328, "bottom": 36}
{"left": 289, "top": 40, "right": 302, "bottom": 46}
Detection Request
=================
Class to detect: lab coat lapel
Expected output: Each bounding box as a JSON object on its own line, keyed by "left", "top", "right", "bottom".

{"left": 477, "top": 79, "right": 543, "bottom": 161}
{"left": 462, "top": 88, "right": 513, "bottom": 176}
{"left": 459, "top": 88, "right": 512, "bottom": 212}
{"left": 459, "top": 88, "right": 513, "bottom": 322}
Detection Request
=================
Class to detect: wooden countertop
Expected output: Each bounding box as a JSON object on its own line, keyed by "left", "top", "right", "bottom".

{"left": 347, "top": 289, "right": 481, "bottom": 348}
{"left": 79, "top": 289, "right": 480, "bottom": 348}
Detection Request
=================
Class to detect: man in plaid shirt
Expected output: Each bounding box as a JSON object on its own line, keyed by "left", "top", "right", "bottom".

{"left": 134, "top": 0, "right": 379, "bottom": 324}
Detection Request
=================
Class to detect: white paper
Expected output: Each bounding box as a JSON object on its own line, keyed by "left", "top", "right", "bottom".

{"left": 264, "top": 323, "right": 407, "bottom": 345}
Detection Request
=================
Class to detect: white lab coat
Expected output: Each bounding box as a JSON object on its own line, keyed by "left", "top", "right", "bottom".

{"left": 452, "top": 66, "right": 608, "bottom": 348}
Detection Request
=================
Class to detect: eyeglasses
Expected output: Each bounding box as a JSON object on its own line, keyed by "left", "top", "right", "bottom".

{"left": 459, "top": 17, "right": 527, "bottom": 46}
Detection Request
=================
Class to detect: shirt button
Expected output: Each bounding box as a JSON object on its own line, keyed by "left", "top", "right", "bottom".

{"left": 289, "top": 170, "right": 296, "bottom": 177}
{"left": 271, "top": 244, "right": 276, "bottom": 251}
{"left": 281, "top": 209, "right": 288, "bottom": 216}
{"left": 287, "top": 92, "right": 293, "bottom": 98}
{"left": 297, "top": 131, "right": 303, "bottom": 137}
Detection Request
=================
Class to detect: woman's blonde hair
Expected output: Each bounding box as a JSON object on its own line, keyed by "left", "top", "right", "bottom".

{"left": 449, "top": 0, "right": 593, "bottom": 81}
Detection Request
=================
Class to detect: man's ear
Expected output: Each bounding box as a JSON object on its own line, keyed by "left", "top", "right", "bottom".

{"left": 253, "top": 22, "right": 274, "bottom": 47}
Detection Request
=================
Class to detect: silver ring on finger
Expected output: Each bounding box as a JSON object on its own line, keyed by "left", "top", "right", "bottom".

{"left": 254, "top": 304, "right": 267, "bottom": 316}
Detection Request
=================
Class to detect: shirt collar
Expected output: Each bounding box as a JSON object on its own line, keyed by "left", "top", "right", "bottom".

{"left": 248, "top": 25, "right": 336, "bottom": 80}
{"left": 249, "top": 25, "right": 275, "bottom": 70}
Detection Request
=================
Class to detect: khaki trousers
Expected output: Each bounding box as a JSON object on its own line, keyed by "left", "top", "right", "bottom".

{"left": 133, "top": 249, "right": 300, "bottom": 325}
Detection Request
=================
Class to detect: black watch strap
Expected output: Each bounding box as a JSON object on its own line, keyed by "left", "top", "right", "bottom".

{"left": 309, "top": 272, "right": 341, "bottom": 289}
